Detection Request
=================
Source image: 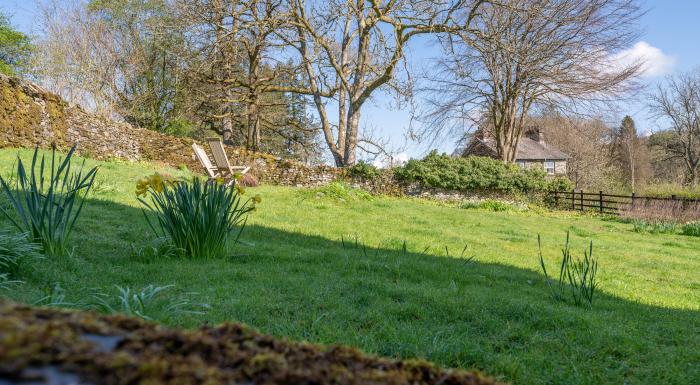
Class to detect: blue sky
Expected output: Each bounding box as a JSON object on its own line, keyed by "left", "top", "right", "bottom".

{"left": 2, "top": 0, "right": 698, "bottom": 162}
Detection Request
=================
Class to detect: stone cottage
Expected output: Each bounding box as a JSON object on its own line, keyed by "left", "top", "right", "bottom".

{"left": 461, "top": 128, "right": 569, "bottom": 175}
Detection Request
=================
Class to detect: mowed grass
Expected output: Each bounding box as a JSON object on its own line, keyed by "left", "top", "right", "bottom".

{"left": 1, "top": 148, "right": 699, "bottom": 385}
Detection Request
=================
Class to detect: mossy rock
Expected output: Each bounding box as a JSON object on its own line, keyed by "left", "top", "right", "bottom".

{"left": 0, "top": 301, "right": 501, "bottom": 385}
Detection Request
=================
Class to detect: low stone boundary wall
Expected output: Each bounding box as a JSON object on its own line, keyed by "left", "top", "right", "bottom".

{"left": 0, "top": 301, "right": 500, "bottom": 385}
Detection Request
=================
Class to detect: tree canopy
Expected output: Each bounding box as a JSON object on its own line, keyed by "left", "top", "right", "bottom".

{"left": 0, "top": 11, "right": 32, "bottom": 76}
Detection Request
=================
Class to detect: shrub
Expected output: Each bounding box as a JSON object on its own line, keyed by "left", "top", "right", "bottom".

{"left": 137, "top": 175, "right": 258, "bottom": 259}
{"left": 538, "top": 232, "right": 599, "bottom": 307}
{"left": 394, "top": 151, "right": 549, "bottom": 194}
{"left": 0, "top": 145, "right": 98, "bottom": 256}
{"left": 681, "top": 221, "right": 700, "bottom": 237}
{"left": 347, "top": 161, "right": 380, "bottom": 180}
{"left": 0, "top": 230, "right": 41, "bottom": 278}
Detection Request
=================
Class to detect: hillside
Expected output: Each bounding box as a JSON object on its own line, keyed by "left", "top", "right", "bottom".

{"left": 1, "top": 148, "right": 699, "bottom": 384}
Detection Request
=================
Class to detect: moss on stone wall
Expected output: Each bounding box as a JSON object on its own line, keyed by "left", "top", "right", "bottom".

{"left": 0, "top": 74, "right": 346, "bottom": 187}
{"left": 0, "top": 301, "right": 500, "bottom": 385}
{"left": 0, "top": 74, "right": 69, "bottom": 149}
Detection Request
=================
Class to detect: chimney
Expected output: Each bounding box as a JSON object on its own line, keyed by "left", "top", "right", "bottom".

{"left": 526, "top": 126, "right": 545, "bottom": 144}
{"left": 536, "top": 128, "right": 545, "bottom": 144}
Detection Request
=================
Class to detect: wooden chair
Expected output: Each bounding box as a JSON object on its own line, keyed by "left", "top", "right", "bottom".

{"left": 192, "top": 143, "right": 219, "bottom": 179}
{"left": 206, "top": 138, "right": 250, "bottom": 180}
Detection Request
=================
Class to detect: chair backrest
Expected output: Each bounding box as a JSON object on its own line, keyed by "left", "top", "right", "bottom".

{"left": 192, "top": 143, "right": 218, "bottom": 178}
{"left": 207, "top": 137, "right": 233, "bottom": 173}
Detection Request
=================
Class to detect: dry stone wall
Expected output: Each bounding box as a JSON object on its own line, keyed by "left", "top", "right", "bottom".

{"left": 0, "top": 74, "right": 506, "bottom": 200}
{"left": 0, "top": 73, "right": 343, "bottom": 187}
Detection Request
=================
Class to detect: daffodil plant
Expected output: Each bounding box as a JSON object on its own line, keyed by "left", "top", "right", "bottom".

{"left": 136, "top": 175, "right": 259, "bottom": 259}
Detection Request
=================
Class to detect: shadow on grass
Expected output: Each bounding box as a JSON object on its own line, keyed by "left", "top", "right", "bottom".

{"left": 1, "top": 196, "right": 699, "bottom": 385}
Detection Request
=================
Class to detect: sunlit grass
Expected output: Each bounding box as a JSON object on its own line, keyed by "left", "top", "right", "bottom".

{"left": 0, "top": 148, "right": 698, "bottom": 385}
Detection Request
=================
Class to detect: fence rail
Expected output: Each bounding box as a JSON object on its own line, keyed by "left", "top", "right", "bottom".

{"left": 549, "top": 190, "right": 700, "bottom": 215}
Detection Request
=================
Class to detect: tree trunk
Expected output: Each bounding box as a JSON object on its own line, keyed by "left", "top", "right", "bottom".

{"left": 343, "top": 105, "right": 361, "bottom": 166}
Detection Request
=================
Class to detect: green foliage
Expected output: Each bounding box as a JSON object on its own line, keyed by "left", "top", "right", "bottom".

{"left": 543, "top": 176, "right": 575, "bottom": 206}
{"left": 460, "top": 199, "right": 522, "bottom": 212}
{"left": 394, "top": 151, "right": 548, "bottom": 194}
{"left": 0, "top": 230, "right": 41, "bottom": 278}
{"left": 544, "top": 176, "right": 574, "bottom": 193}
{"left": 89, "top": 176, "right": 117, "bottom": 196}
{"left": 0, "top": 12, "right": 32, "bottom": 76}
{"left": 0, "top": 146, "right": 98, "bottom": 255}
{"left": 90, "top": 284, "right": 209, "bottom": 320}
{"left": 129, "top": 237, "right": 182, "bottom": 262}
{"left": 538, "top": 232, "right": 599, "bottom": 307}
{"left": 33, "top": 283, "right": 75, "bottom": 308}
{"left": 632, "top": 220, "right": 677, "bottom": 234}
{"left": 307, "top": 181, "right": 372, "bottom": 202}
{"left": 347, "top": 161, "right": 380, "bottom": 179}
{"left": 138, "top": 176, "right": 257, "bottom": 259}
{"left": 641, "top": 183, "right": 700, "bottom": 200}
{"left": 680, "top": 221, "right": 700, "bottom": 237}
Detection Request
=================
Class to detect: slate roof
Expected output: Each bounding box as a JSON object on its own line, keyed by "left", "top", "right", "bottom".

{"left": 464, "top": 137, "right": 569, "bottom": 160}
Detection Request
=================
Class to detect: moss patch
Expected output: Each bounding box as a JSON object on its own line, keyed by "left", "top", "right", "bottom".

{"left": 0, "top": 301, "right": 500, "bottom": 385}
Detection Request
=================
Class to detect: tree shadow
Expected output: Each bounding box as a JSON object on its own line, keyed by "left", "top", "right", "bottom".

{"left": 1, "top": 195, "right": 699, "bottom": 385}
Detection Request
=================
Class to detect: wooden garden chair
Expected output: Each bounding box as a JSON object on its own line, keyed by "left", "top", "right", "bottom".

{"left": 192, "top": 143, "right": 219, "bottom": 180}
{"left": 206, "top": 138, "right": 250, "bottom": 181}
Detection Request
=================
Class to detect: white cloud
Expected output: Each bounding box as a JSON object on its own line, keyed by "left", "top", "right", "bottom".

{"left": 612, "top": 41, "right": 676, "bottom": 78}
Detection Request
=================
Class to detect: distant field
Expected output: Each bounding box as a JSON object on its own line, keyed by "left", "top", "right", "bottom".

{"left": 1, "top": 148, "right": 699, "bottom": 385}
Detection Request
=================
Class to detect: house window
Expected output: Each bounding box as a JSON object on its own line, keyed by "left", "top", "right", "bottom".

{"left": 516, "top": 160, "right": 525, "bottom": 169}
{"left": 544, "top": 160, "right": 555, "bottom": 175}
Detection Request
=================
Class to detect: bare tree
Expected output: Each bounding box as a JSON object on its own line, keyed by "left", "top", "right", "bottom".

{"left": 649, "top": 69, "right": 700, "bottom": 187}
{"left": 533, "top": 111, "right": 618, "bottom": 189}
{"left": 280, "top": 0, "right": 483, "bottom": 166}
{"left": 423, "top": 0, "right": 644, "bottom": 163}
{"left": 33, "top": 0, "right": 119, "bottom": 117}
{"left": 178, "top": 0, "right": 294, "bottom": 149}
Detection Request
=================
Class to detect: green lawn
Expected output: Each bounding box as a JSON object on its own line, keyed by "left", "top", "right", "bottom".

{"left": 1, "top": 148, "right": 699, "bottom": 385}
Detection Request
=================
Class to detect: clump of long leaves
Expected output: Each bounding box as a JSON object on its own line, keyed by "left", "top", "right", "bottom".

{"left": 0, "top": 229, "right": 42, "bottom": 279}
{"left": 538, "top": 232, "right": 599, "bottom": 307}
{"left": 90, "top": 284, "right": 210, "bottom": 320}
{"left": 137, "top": 175, "right": 258, "bottom": 259}
{"left": 0, "top": 145, "right": 98, "bottom": 256}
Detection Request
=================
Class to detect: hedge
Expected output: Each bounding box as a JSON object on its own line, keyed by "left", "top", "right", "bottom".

{"left": 394, "top": 151, "right": 571, "bottom": 195}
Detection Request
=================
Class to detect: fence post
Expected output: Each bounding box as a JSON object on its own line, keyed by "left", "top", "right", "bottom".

{"left": 631, "top": 192, "right": 636, "bottom": 207}
{"left": 599, "top": 190, "right": 603, "bottom": 213}
{"left": 571, "top": 189, "right": 575, "bottom": 210}
{"left": 580, "top": 190, "right": 584, "bottom": 211}
{"left": 554, "top": 190, "right": 559, "bottom": 207}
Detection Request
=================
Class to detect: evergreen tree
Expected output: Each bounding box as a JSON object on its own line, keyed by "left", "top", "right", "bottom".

{"left": 612, "top": 116, "right": 650, "bottom": 191}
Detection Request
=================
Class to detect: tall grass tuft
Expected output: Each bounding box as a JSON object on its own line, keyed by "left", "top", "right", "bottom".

{"left": 538, "top": 232, "right": 599, "bottom": 307}
{"left": 137, "top": 175, "right": 258, "bottom": 259}
{"left": 90, "top": 284, "right": 210, "bottom": 320}
{"left": 681, "top": 221, "right": 700, "bottom": 237}
{"left": 0, "top": 229, "right": 42, "bottom": 278}
{"left": 0, "top": 146, "right": 98, "bottom": 256}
